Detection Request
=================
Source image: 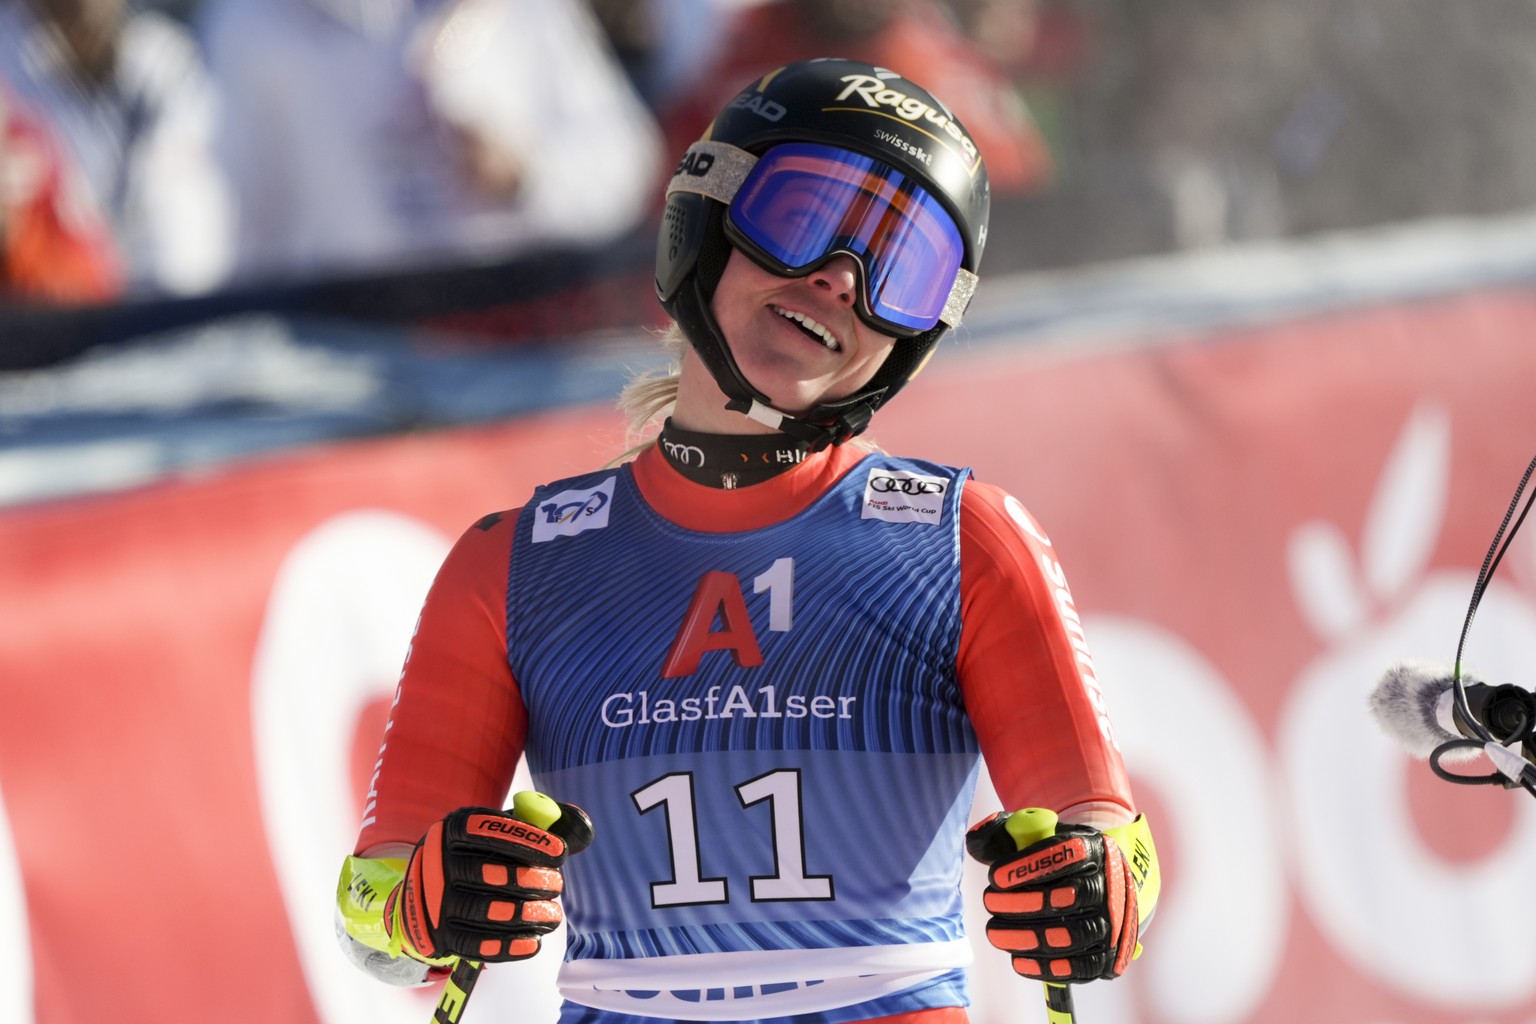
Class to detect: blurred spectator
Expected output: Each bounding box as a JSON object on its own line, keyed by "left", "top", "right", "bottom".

{"left": 660, "top": 0, "right": 1054, "bottom": 199}
{"left": 136, "top": 0, "right": 198, "bottom": 22}
{"left": 198, "top": 0, "right": 664, "bottom": 287}
{"left": 585, "top": 0, "right": 731, "bottom": 112}
{"left": 0, "top": 0, "right": 234, "bottom": 297}
{"left": 947, "top": 0, "right": 1041, "bottom": 74}
{"left": 0, "top": 79, "right": 125, "bottom": 303}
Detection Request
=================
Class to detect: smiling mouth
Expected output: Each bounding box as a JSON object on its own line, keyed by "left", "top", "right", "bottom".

{"left": 771, "top": 305, "right": 841, "bottom": 352}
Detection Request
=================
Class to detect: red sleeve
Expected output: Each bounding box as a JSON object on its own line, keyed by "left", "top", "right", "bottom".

{"left": 354, "top": 511, "right": 528, "bottom": 853}
{"left": 958, "top": 480, "right": 1136, "bottom": 817}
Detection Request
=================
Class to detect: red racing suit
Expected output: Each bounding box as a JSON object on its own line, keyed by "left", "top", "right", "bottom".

{"left": 353, "top": 440, "right": 1136, "bottom": 1024}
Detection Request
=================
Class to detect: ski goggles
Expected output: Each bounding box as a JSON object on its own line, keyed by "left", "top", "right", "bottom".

{"left": 669, "top": 140, "right": 977, "bottom": 337}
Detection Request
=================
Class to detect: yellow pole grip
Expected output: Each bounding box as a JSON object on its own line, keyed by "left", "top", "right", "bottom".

{"left": 1005, "top": 808, "right": 1076, "bottom": 1024}
{"left": 434, "top": 793, "right": 563, "bottom": 1024}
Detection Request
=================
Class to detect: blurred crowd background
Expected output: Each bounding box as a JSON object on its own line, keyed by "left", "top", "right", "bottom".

{"left": 6, "top": 0, "right": 1536, "bottom": 360}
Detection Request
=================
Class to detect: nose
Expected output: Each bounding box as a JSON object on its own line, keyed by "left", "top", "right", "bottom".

{"left": 808, "top": 255, "right": 860, "bottom": 307}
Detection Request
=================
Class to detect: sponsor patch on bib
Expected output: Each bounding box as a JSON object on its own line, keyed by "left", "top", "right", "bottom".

{"left": 861, "top": 469, "right": 947, "bottom": 525}
{"left": 532, "top": 478, "right": 617, "bottom": 542}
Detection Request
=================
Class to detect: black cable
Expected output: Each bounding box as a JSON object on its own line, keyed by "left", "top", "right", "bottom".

{"left": 1441, "top": 453, "right": 1536, "bottom": 797}
{"left": 1429, "top": 740, "right": 1511, "bottom": 786}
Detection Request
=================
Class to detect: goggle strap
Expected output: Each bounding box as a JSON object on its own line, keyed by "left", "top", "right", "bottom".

{"left": 666, "top": 140, "right": 758, "bottom": 206}
{"left": 940, "top": 268, "right": 978, "bottom": 328}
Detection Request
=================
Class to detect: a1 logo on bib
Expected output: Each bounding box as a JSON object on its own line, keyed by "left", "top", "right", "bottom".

{"left": 533, "top": 477, "right": 617, "bottom": 542}
{"left": 861, "top": 469, "right": 947, "bottom": 525}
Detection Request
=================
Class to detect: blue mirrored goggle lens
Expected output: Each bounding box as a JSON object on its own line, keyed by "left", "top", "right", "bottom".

{"left": 727, "top": 143, "right": 965, "bottom": 332}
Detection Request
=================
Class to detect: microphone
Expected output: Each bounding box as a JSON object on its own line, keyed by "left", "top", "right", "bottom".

{"left": 1370, "top": 659, "right": 1536, "bottom": 781}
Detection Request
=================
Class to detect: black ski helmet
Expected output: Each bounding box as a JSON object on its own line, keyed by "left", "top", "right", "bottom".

{"left": 656, "top": 58, "right": 990, "bottom": 449}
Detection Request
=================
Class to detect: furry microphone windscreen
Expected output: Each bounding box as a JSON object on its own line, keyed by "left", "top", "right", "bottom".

{"left": 1369, "top": 658, "right": 1484, "bottom": 761}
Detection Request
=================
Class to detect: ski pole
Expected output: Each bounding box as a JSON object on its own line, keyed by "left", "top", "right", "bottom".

{"left": 1005, "top": 808, "right": 1076, "bottom": 1024}
{"left": 431, "top": 791, "right": 564, "bottom": 1024}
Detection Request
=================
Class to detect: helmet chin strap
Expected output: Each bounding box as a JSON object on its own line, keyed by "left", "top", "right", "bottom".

{"left": 723, "top": 395, "right": 879, "bottom": 451}
{"left": 733, "top": 397, "right": 800, "bottom": 432}
{"left": 670, "top": 260, "right": 885, "bottom": 451}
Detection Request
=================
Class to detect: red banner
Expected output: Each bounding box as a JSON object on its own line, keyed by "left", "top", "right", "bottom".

{"left": 4, "top": 286, "right": 1536, "bottom": 1023}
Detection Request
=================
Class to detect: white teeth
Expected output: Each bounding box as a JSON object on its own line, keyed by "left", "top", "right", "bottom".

{"left": 772, "top": 306, "right": 840, "bottom": 351}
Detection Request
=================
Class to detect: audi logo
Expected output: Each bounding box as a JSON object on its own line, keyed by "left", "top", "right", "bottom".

{"left": 869, "top": 475, "right": 946, "bottom": 495}
{"left": 664, "top": 441, "right": 706, "bottom": 467}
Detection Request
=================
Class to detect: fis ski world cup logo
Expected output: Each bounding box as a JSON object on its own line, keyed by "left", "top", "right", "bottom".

{"left": 533, "top": 478, "right": 617, "bottom": 543}
{"left": 862, "top": 469, "right": 946, "bottom": 525}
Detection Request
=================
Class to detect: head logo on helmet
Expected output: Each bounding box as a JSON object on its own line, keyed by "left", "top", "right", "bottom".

{"left": 728, "top": 91, "right": 787, "bottom": 123}
{"left": 656, "top": 58, "right": 990, "bottom": 451}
